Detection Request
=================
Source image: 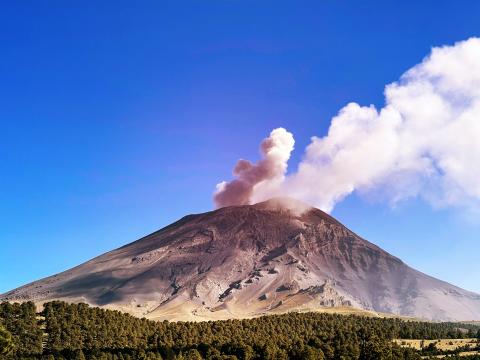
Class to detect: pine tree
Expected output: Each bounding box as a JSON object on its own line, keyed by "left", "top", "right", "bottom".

{"left": 185, "top": 348, "right": 203, "bottom": 360}
{"left": 0, "top": 324, "right": 14, "bottom": 355}
{"left": 74, "top": 349, "right": 87, "bottom": 360}
{"left": 1, "top": 300, "right": 479, "bottom": 359}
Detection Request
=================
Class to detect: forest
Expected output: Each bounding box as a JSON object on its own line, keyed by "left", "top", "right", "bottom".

{"left": 1, "top": 301, "right": 480, "bottom": 359}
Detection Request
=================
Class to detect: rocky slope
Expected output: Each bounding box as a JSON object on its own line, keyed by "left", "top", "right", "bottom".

{"left": 2, "top": 198, "right": 480, "bottom": 321}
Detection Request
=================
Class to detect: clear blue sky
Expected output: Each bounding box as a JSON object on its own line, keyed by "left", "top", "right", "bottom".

{"left": 1, "top": 1, "right": 479, "bottom": 294}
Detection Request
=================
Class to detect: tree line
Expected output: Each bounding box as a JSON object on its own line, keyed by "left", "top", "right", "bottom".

{"left": 1, "top": 301, "right": 479, "bottom": 359}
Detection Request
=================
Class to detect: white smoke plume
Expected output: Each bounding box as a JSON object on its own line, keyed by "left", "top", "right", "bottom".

{"left": 215, "top": 38, "right": 480, "bottom": 213}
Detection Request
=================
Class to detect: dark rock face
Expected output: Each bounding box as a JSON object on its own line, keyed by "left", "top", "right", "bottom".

{"left": 2, "top": 197, "right": 480, "bottom": 321}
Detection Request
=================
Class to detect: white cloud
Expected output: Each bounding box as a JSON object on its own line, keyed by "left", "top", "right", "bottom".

{"left": 215, "top": 38, "right": 480, "bottom": 213}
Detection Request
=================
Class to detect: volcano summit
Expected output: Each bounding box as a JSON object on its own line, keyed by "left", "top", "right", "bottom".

{"left": 2, "top": 198, "right": 480, "bottom": 321}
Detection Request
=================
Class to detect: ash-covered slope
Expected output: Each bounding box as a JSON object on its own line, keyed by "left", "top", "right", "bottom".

{"left": 2, "top": 198, "right": 480, "bottom": 321}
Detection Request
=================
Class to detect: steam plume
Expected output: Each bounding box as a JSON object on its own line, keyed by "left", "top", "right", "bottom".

{"left": 215, "top": 38, "right": 480, "bottom": 212}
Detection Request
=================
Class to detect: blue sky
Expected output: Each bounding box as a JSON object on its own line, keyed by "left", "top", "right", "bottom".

{"left": 1, "top": 1, "right": 479, "bottom": 294}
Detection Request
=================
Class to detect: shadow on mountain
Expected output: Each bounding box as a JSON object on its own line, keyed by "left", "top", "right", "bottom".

{"left": 58, "top": 272, "right": 127, "bottom": 305}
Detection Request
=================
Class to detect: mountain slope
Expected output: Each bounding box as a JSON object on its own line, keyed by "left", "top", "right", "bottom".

{"left": 2, "top": 198, "right": 480, "bottom": 321}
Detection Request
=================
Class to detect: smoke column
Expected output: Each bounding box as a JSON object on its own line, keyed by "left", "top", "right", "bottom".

{"left": 214, "top": 128, "right": 294, "bottom": 208}
{"left": 215, "top": 38, "right": 480, "bottom": 213}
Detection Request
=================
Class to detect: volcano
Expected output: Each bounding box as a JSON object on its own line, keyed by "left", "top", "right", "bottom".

{"left": 2, "top": 198, "right": 480, "bottom": 321}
